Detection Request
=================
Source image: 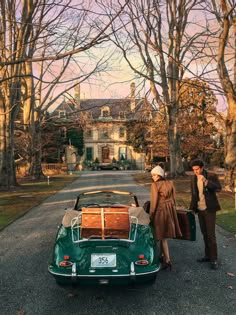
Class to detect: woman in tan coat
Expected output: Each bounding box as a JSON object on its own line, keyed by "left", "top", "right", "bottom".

{"left": 149, "top": 165, "right": 182, "bottom": 270}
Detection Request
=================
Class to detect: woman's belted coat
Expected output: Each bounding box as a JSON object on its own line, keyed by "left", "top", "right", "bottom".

{"left": 150, "top": 179, "right": 182, "bottom": 241}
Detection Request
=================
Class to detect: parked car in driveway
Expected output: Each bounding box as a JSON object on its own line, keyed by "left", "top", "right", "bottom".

{"left": 48, "top": 190, "right": 161, "bottom": 286}
{"left": 93, "top": 163, "right": 121, "bottom": 170}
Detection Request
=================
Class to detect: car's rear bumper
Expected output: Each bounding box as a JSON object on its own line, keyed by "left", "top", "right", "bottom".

{"left": 48, "top": 264, "right": 160, "bottom": 285}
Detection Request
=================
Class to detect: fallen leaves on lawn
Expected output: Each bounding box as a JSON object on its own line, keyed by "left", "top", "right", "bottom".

{"left": 227, "top": 272, "right": 235, "bottom": 277}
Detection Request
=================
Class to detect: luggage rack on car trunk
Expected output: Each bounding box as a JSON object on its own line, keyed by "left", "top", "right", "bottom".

{"left": 71, "top": 207, "right": 138, "bottom": 243}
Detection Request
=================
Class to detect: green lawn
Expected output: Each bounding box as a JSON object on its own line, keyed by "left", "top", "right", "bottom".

{"left": 0, "top": 175, "right": 79, "bottom": 231}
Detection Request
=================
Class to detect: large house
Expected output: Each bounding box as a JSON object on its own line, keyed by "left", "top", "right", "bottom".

{"left": 51, "top": 83, "right": 154, "bottom": 170}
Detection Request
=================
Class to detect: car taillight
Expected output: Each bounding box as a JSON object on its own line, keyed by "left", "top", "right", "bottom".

{"left": 135, "top": 260, "right": 149, "bottom": 266}
{"left": 135, "top": 254, "right": 148, "bottom": 266}
{"left": 59, "top": 261, "right": 73, "bottom": 267}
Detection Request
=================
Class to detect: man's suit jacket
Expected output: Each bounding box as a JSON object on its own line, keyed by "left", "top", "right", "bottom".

{"left": 189, "top": 171, "right": 222, "bottom": 212}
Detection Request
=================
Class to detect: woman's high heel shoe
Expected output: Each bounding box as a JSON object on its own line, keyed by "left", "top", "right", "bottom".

{"left": 161, "top": 261, "right": 172, "bottom": 271}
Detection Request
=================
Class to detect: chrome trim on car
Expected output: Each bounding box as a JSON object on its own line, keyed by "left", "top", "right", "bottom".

{"left": 71, "top": 214, "right": 139, "bottom": 244}
{"left": 48, "top": 267, "right": 159, "bottom": 278}
{"left": 72, "top": 263, "right": 76, "bottom": 277}
{"left": 130, "top": 262, "right": 135, "bottom": 275}
{"left": 130, "top": 262, "right": 136, "bottom": 280}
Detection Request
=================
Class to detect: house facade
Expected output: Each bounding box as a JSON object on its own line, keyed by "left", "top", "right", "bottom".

{"left": 51, "top": 83, "right": 154, "bottom": 170}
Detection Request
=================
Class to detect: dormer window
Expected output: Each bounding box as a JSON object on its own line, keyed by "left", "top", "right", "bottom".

{"left": 102, "top": 110, "right": 109, "bottom": 117}
{"left": 59, "top": 110, "right": 66, "bottom": 118}
{"left": 101, "top": 106, "right": 110, "bottom": 117}
{"left": 119, "top": 111, "right": 126, "bottom": 119}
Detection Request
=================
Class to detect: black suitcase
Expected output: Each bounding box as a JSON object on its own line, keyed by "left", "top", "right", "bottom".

{"left": 176, "top": 209, "right": 196, "bottom": 241}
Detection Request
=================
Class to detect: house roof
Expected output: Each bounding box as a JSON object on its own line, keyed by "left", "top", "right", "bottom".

{"left": 51, "top": 97, "right": 155, "bottom": 121}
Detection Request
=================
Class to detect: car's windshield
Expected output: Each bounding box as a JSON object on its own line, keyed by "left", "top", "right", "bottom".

{"left": 76, "top": 191, "right": 138, "bottom": 208}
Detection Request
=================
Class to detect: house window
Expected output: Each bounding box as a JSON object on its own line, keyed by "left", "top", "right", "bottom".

{"left": 102, "top": 110, "right": 109, "bottom": 117}
{"left": 102, "top": 129, "right": 109, "bottom": 139}
{"left": 119, "top": 111, "right": 126, "bottom": 119}
{"left": 101, "top": 106, "right": 110, "bottom": 117}
{"left": 119, "top": 127, "right": 125, "bottom": 138}
{"left": 85, "top": 128, "right": 93, "bottom": 138}
{"left": 119, "top": 147, "right": 126, "bottom": 160}
{"left": 86, "top": 147, "right": 93, "bottom": 161}
{"left": 59, "top": 111, "right": 66, "bottom": 118}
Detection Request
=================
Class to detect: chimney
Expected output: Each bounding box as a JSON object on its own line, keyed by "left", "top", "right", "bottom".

{"left": 130, "top": 82, "right": 136, "bottom": 111}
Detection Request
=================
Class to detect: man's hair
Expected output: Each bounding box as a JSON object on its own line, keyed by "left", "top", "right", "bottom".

{"left": 190, "top": 159, "right": 204, "bottom": 168}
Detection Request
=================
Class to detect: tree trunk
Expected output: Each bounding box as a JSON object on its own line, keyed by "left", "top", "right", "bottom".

{"left": 168, "top": 106, "right": 185, "bottom": 177}
{"left": 224, "top": 104, "right": 236, "bottom": 190}
{"left": 215, "top": 0, "right": 236, "bottom": 191}
{"left": 28, "top": 120, "right": 44, "bottom": 179}
{"left": 0, "top": 98, "right": 18, "bottom": 188}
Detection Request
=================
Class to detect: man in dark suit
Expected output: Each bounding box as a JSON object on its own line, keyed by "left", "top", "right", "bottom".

{"left": 189, "top": 159, "right": 222, "bottom": 270}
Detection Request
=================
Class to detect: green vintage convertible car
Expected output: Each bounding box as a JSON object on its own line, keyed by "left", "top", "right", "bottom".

{"left": 48, "top": 190, "right": 161, "bottom": 286}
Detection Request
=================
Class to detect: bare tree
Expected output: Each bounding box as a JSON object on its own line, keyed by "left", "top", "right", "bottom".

{"left": 209, "top": 0, "right": 236, "bottom": 191}
{"left": 0, "top": 0, "right": 129, "bottom": 187}
{"left": 101, "top": 0, "right": 211, "bottom": 177}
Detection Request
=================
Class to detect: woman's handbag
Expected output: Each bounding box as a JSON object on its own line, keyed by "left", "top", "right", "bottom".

{"left": 176, "top": 208, "right": 196, "bottom": 241}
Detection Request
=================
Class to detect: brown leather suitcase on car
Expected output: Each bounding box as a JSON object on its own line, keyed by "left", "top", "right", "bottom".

{"left": 81, "top": 207, "right": 130, "bottom": 239}
{"left": 81, "top": 208, "right": 102, "bottom": 238}
{"left": 104, "top": 208, "right": 130, "bottom": 239}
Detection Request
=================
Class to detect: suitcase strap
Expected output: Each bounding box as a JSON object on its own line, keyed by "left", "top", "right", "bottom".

{"left": 101, "top": 208, "right": 105, "bottom": 239}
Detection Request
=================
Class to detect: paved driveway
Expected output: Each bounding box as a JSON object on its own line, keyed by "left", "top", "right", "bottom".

{"left": 0, "top": 171, "right": 235, "bottom": 315}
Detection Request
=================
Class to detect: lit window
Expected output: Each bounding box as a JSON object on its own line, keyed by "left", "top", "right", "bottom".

{"left": 119, "top": 147, "right": 126, "bottom": 160}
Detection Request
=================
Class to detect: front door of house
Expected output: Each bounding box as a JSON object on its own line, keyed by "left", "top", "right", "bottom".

{"left": 102, "top": 146, "right": 110, "bottom": 163}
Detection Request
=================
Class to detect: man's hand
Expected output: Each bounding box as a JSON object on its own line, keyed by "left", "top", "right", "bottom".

{"left": 198, "top": 174, "right": 208, "bottom": 185}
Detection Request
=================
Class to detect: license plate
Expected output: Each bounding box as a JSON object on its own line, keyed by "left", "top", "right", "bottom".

{"left": 91, "top": 254, "right": 116, "bottom": 268}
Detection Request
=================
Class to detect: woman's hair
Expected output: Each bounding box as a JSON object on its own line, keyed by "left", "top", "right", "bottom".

{"left": 190, "top": 159, "right": 204, "bottom": 168}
